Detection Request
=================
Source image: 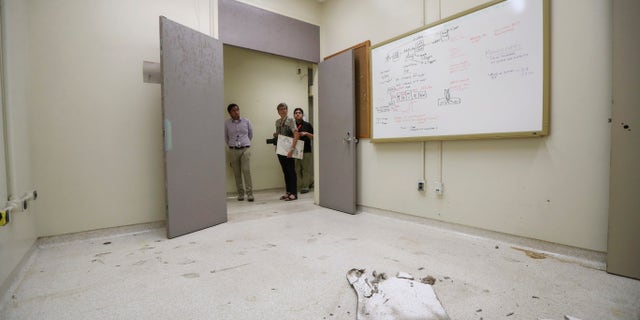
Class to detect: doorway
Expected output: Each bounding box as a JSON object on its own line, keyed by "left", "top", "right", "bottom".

{"left": 222, "top": 46, "right": 317, "bottom": 197}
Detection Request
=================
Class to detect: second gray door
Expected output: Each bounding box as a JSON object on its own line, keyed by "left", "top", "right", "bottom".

{"left": 318, "top": 50, "right": 357, "bottom": 214}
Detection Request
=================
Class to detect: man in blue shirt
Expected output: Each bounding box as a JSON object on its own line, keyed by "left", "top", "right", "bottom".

{"left": 224, "top": 103, "right": 254, "bottom": 201}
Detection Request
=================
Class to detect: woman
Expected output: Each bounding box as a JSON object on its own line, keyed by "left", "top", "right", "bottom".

{"left": 273, "top": 102, "right": 300, "bottom": 201}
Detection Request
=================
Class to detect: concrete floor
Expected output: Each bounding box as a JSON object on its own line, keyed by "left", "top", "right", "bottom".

{"left": 1, "top": 189, "right": 639, "bottom": 320}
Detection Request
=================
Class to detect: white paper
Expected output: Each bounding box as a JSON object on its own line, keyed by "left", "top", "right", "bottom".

{"left": 276, "top": 134, "right": 304, "bottom": 159}
{"left": 347, "top": 268, "right": 450, "bottom": 320}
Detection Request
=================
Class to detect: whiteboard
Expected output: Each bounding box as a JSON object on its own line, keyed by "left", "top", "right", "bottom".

{"left": 371, "top": 0, "right": 549, "bottom": 141}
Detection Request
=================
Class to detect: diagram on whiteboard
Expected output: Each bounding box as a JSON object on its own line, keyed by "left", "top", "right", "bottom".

{"left": 371, "top": 0, "right": 546, "bottom": 140}
{"left": 437, "top": 89, "right": 462, "bottom": 106}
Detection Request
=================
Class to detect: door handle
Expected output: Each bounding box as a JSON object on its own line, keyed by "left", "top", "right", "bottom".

{"left": 343, "top": 131, "right": 359, "bottom": 144}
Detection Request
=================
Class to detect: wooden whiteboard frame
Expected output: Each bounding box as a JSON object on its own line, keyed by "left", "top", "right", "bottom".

{"left": 370, "top": 0, "right": 550, "bottom": 142}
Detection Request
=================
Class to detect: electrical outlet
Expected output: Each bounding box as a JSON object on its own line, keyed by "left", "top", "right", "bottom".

{"left": 0, "top": 210, "right": 8, "bottom": 226}
{"left": 434, "top": 181, "right": 444, "bottom": 195}
{"left": 417, "top": 180, "right": 425, "bottom": 191}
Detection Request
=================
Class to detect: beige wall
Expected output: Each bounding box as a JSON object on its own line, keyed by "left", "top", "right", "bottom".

{"left": 223, "top": 45, "right": 313, "bottom": 193}
{"left": 0, "top": 0, "right": 39, "bottom": 297}
{"left": 27, "top": 0, "right": 212, "bottom": 237}
{"left": 233, "top": 0, "right": 321, "bottom": 25}
{"left": 321, "top": 0, "right": 612, "bottom": 251}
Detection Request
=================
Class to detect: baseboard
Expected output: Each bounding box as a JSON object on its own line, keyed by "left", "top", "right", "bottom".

{"left": 358, "top": 205, "right": 607, "bottom": 271}
{"left": 0, "top": 242, "right": 39, "bottom": 313}
{"left": 36, "top": 221, "right": 165, "bottom": 248}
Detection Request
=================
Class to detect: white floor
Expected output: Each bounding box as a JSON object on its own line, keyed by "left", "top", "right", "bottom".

{"left": 1, "top": 189, "right": 639, "bottom": 320}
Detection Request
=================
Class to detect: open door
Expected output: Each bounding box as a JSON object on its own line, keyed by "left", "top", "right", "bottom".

{"left": 160, "top": 17, "right": 227, "bottom": 238}
{"left": 607, "top": 0, "right": 640, "bottom": 280}
{"left": 318, "top": 50, "right": 357, "bottom": 214}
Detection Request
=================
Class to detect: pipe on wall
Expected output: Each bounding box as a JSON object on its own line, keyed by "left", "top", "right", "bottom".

{"left": 1, "top": 190, "right": 37, "bottom": 214}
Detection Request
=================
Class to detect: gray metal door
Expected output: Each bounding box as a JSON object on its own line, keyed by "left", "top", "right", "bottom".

{"left": 318, "top": 50, "right": 357, "bottom": 214}
{"left": 160, "top": 17, "right": 227, "bottom": 238}
{"left": 607, "top": 0, "right": 640, "bottom": 280}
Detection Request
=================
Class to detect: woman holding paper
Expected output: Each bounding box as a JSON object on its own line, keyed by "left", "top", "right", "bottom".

{"left": 273, "top": 102, "right": 300, "bottom": 201}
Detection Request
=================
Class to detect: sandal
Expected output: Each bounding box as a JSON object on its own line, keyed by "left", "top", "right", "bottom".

{"left": 284, "top": 194, "right": 297, "bottom": 201}
{"left": 280, "top": 193, "right": 290, "bottom": 200}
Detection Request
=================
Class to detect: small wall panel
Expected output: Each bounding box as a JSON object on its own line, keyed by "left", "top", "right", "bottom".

{"left": 219, "top": 0, "right": 320, "bottom": 63}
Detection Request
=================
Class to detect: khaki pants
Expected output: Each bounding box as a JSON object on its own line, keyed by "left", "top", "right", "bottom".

{"left": 228, "top": 148, "right": 252, "bottom": 196}
{"left": 295, "top": 152, "right": 313, "bottom": 190}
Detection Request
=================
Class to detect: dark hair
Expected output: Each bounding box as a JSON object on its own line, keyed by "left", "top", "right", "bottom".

{"left": 293, "top": 107, "right": 304, "bottom": 115}
{"left": 227, "top": 103, "right": 239, "bottom": 113}
{"left": 276, "top": 102, "right": 288, "bottom": 110}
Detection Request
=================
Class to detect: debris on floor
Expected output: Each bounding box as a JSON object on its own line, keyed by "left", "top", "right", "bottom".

{"left": 512, "top": 246, "right": 547, "bottom": 259}
{"left": 346, "top": 268, "right": 450, "bottom": 320}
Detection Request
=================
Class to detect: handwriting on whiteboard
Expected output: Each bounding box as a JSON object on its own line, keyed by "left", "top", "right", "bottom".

{"left": 371, "top": 0, "right": 545, "bottom": 139}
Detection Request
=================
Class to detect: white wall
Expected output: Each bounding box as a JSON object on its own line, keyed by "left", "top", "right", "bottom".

{"left": 320, "top": 0, "right": 426, "bottom": 56}
{"left": 0, "top": 3, "right": 7, "bottom": 211}
{"left": 233, "top": 0, "right": 321, "bottom": 25}
{"left": 322, "top": 0, "right": 612, "bottom": 252}
{"left": 27, "top": 0, "right": 211, "bottom": 236}
{"left": 223, "top": 45, "right": 313, "bottom": 193}
{"left": 0, "top": 0, "right": 38, "bottom": 298}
